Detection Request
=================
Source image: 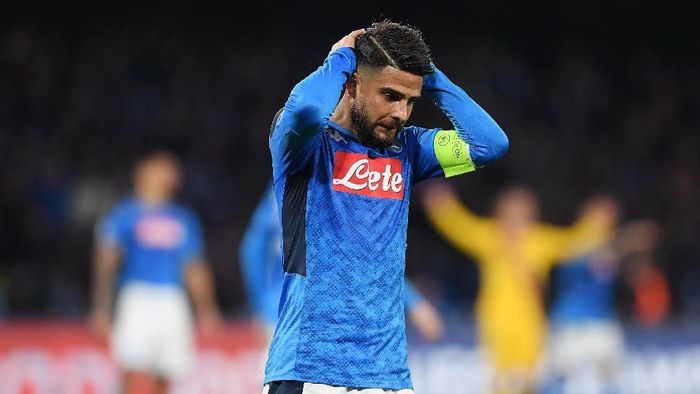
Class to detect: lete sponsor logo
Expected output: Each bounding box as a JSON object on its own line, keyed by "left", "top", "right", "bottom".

{"left": 332, "top": 152, "right": 404, "bottom": 200}
{"left": 135, "top": 215, "right": 184, "bottom": 249}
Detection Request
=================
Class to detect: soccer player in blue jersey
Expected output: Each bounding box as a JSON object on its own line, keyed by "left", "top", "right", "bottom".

{"left": 90, "top": 152, "right": 222, "bottom": 394}
{"left": 544, "top": 209, "right": 662, "bottom": 393}
{"left": 264, "top": 20, "right": 508, "bottom": 393}
{"left": 239, "top": 184, "right": 444, "bottom": 344}
{"left": 239, "top": 184, "right": 285, "bottom": 341}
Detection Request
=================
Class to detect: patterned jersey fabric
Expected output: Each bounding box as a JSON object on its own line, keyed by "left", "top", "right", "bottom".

{"left": 265, "top": 47, "right": 508, "bottom": 389}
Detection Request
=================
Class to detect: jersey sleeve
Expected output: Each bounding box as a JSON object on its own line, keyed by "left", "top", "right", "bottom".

{"left": 403, "top": 279, "right": 424, "bottom": 312}
{"left": 180, "top": 211, "right": 205, "bottom": 265}
{"left": 412, "top": 66, "right": 509, "bottom": 182}
{"left": 270, "top": 47, "right": 356, "bottom": 179}
{"left": 95, "top": 205, "right": 128, "bottom": 250}
{"left": 238, "top": 184, "right": 279, "bottom": 314}
{"left": 412, "top": 127, "right": 477, "bottom": 182}
{"left": 422, "top": 189, "right": 492, "bottom": 257}
{"left": 535, "top": 214, "right": 613, "bottom": 270}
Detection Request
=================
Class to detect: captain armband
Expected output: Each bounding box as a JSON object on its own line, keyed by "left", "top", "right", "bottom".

{"left": 433, "top": 129, "right": 476, "bottom": 177}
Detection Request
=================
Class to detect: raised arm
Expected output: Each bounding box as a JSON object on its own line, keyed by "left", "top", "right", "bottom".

{"left": 420, "top": 180, "right": 491, "bottom": 256}
{"left": 413, "top": 66, "right": 509, "bottom": 181}
{"left": 538, "top": 197, "right": 618, "bottom": 265}
{"left": 270, "top": 30, "right": 364, "bottom": 177}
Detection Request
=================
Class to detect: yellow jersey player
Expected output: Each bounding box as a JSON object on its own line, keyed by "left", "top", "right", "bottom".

{"left": 421, "top": 181, "right": 616, "bottom": 393}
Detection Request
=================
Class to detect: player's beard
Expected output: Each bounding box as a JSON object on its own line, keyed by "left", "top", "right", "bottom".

{"left": 350, "top": 99, "right": 403, "bottom": 149}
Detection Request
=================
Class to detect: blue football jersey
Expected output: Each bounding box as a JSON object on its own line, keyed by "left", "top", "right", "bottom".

{"left": 550, "top": 256, "right": 617, "bottom": 325}
{"left": 240, "top": 183, "right": 430, "bottom": 329}
{"left": 97, "top": 197, "right": 204, "bottom": 288}
{"left": 265, "top": 47, "right": 508, "bottom": 389}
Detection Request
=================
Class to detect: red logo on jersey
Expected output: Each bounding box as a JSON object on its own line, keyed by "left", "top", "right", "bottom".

{"left": 332, "top": 152, "right": 404, "bottom": 200}
{"left": 135, "top": 215, "right": 184, "bottom": 249}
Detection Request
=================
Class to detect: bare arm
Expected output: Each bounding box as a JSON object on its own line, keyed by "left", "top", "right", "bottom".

{"left": 407, "top": 301, "right": 444, "bottom": 342}
{"left": 90, "top": 244, "right": 121, "bottom": 340}
{"left": 185, "top": 260, "right": 223, "bottom": 336}
{"left": 420, "top": 180, "right": 490, "bottom": 257}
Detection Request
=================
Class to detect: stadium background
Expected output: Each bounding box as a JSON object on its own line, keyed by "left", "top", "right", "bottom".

{"left": 1, "top": 1, "right": 699, "bottom": 392}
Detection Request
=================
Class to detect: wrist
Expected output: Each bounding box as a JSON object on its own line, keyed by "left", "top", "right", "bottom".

{"left": 422, "top": 65, "right": 445, "bottom": 91}
{"left": 328, "top": 47, "right": 357, "bottom": 72}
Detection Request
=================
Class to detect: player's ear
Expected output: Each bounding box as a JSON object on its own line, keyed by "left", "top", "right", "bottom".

{"left": 346, "top": 72, "right": 359, "bottom": 98}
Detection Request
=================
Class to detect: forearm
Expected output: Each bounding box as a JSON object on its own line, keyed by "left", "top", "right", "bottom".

{"left": 92, "top": 246, "right": 120, "bottom": 315}
{"left": 276, "top": 47, "right": 356, "bottom": 144}
{"left": 186, "top": 261, "right": 219, "bottom": 316}
{"left": 555, "top": 217, "right": 613, "bottom": 261}
{"left": 422, "top": 188, "right": 485, "bottom": 256}
{"left": 423, "top": 67, "right": 509, "bottom": 166}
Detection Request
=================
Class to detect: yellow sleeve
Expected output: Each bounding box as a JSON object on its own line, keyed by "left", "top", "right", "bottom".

{"left": 535, "top": 213, "right": 613, "bottom": 268}
{"left": 422, "top": 191, "right": 491, "bottom": 257}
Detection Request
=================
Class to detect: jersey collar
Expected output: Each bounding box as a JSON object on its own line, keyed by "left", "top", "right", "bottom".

{"left": 327, "top": 121, "right": 405, "bottom": 157}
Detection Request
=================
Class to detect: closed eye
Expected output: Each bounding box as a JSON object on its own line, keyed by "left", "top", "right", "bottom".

{"left": 380, "top": 88, "right": 421, "bottom": 105}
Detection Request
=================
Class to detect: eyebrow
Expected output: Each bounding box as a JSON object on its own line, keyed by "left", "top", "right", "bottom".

{"left": 379, "top": 87, "right": 421, "bottom": 101}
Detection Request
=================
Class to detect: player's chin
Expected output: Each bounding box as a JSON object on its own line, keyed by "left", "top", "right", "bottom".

{"left": 374, "top": 127, "right": 398, "bottom": 144}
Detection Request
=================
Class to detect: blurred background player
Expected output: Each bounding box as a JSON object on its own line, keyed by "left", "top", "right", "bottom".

{"left": 90, "top": 151, "right": 223, "bottom": 394}
{"left": 544, "top": 212, "right": 669, "bottom": 393}
{"left": 238, "top": 183, "right": 444, "bottom": 352}
{"left": 239, "top": 183, "right": 284, "bottom": 344}
{"left": 420, "top": 181, "right": 616, "bottom": 393}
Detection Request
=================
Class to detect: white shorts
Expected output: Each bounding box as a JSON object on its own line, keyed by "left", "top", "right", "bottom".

{"left": 111, "top": 283, "right": 194, "bottom": 379}
{"left": 262, "top": 382, "right": 414, "bottom": 394}
{"left": 547, "top": 321, "right": 624, "bottom": 376}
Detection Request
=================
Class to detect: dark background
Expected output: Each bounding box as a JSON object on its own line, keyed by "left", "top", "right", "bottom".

{"left": 1, "top": 1, "right": 698, "bottom": 320}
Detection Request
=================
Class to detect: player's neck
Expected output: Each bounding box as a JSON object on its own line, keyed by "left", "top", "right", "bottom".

{"left": 330, "top": 96, "right": 357, "bottom": 136}
{"left": 137, "top": 192, "right": 170, "bottom": 207}
{"left": 499, "top": 220, "right": 530, "bottom": 241}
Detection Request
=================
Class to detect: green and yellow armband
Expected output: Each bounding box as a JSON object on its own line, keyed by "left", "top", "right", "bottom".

{"left": 434, "top": 130, "right": 476, "bottom": 177}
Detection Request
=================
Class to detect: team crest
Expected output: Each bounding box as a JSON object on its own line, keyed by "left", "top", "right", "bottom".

{"left": 327, "top": 128, "right": 347, "bottom": 143}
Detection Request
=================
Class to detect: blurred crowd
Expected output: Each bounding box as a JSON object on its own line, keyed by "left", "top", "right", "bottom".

{"left": 1, "top": 21, "right": 698, "bottom": 321}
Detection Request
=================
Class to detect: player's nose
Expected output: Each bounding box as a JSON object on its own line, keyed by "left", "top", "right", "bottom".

{"left": 390, "top": 102, "right": 409, "bottom": 123}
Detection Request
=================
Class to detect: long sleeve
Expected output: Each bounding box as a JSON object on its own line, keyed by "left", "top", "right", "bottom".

{"left": 536, "top": 213, "right": 614, "bottom": 268}
{"left": 423, "top": 66, "right": 509, "bottom": 167}
{"left": 411, "top": 67, "right": 508, "bottom": 182}
{"left": 270, "top": 47, "right": 357, "bottom": 178}
{"left": 422, "top": 188, "right": 492, "bottom": 257}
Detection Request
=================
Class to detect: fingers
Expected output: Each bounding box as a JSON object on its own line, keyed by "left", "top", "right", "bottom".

{"left": 347, "top": 29, "right": 365, "bottom": 41}
{"left": 330, "top": 29, "right": 366, "bottom": 54}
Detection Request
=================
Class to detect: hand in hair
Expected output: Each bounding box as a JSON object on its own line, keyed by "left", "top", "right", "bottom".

{"left": 330, "top": 29, "right": 365, "bottom": 55}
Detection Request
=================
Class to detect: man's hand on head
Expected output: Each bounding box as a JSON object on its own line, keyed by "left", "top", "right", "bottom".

{"left": 330, "top": 29, "right": 365, "bottom": 55}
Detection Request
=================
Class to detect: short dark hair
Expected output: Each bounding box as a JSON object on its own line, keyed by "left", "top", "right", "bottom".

{"left": 355, "top": 20, "right": 433, "bottom": 76}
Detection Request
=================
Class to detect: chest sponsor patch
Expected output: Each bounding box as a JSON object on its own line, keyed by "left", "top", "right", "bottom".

{"left": 135, "top": 215, "right": 184, "bottom": 249}
{"left": 332, "top": 152, "right": 404, "bottom": 200}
